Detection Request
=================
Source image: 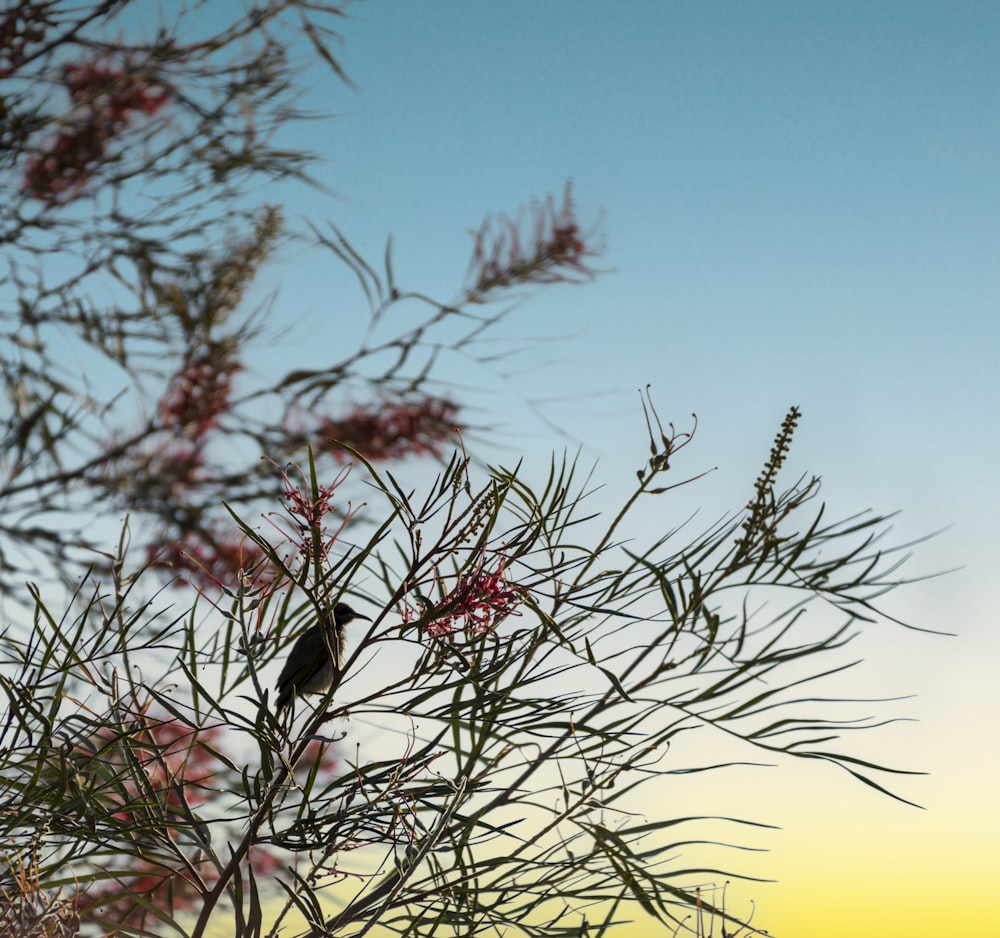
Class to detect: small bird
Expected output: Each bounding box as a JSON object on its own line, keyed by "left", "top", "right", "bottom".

{"left": 275, "top": 602, "right": 371, "bottom": 713}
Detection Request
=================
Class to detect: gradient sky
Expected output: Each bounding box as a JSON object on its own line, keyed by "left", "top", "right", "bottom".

{"left": 220, "top": 1, "right": 1000, "bottom": 934}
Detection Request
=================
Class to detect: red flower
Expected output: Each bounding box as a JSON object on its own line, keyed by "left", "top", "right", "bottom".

{"left": 468, "top": 182, "right": 599, "bottom": 295}
{"left": 0, "top": 2, "right": 51, "bottom": 78}
{"left": 21, "top": 123, "right": 108, "bottom": 205}
{"left": 317, "top": 396, "right": 460, "bottom": 464}
{"left": 147, "top": 529, "right": 273, "bottom": 593}
{"left": 75, "top": 713, "right": 236, "bottom": 927}
{"left": 159, "top": 344, "right": 240, "bottom": 441}
{"left": 405, "top": 558, "right": 527, "bottom": 639}
{"left": 60, "top": 62, "right": 168, "bottom": 116}
{"left": 22, "top": 55, "right": 169, "bottom": 205}
{"left": 265, "top": 459, "right": 356, "bottom": 570}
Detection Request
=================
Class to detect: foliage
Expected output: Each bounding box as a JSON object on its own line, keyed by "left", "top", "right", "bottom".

{"left": 0, "top": 0, "right": 597, "bottom": 597}
{"left": 0, "top": 3, "right": 929, "bottom": 937}
{"left": 0, "top": 411, "right": 927, "bottom": 937}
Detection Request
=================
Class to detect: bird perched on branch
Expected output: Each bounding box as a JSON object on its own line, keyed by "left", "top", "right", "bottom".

{"left": 275, "top": 602, "right": 371, "bottom": 712}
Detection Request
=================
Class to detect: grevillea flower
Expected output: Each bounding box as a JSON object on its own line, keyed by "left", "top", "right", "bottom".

{"left": 150, "top": 443, "right": 206, "bottom": 496}
{"left": 147, "top": 528, "right": 273, "bottom": 593}
{"left": 159, "top": 343, "right": 240, "bottom": 441}
{"left": 21, "top": 123, "right": 107, "bottom": 205}
{"left": 467, "top": 182, "right": 599, "bottom": 296}
{"left": 74, "top": 713, "right": 231, "bottom": 927}
{"left": 22, "top": 56, "right": 169, "bottom": 204}
{"left": 317, "top": 396, "right": 460, "bottom": 464}
{"left": 0, "top": 3, "right": 51, "bottom": 79}
{"left": 61, "top": 61, "right": 170, "bottom": 118}
{"left": 265, "top": 459, "right": 356, "bottom": 569}
{"left": 0, "top": 0, "right": 53, "bottom": 78}
{"left": 403, "top": 558, "right": 527, "bottom": 639}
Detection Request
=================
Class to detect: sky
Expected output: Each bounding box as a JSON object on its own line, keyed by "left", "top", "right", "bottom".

{"left": 215, "top": 1, "right": 998, "bottom": 935}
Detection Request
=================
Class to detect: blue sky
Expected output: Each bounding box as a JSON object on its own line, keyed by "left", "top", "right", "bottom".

{"left": 239, "top": 1, "right": 1000, "bottom": 932}
{"left": 278, "top": 0, "right": 1000, "bottom": 502}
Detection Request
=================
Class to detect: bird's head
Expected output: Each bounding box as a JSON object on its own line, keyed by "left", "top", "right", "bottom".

{"left": 331, "top": 602, "right": 371, "bottom": 626}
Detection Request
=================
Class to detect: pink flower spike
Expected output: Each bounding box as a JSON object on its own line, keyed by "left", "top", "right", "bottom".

{"left": 467, "top": 182, "right": 601, "bottom": 296}
{"left": 317, "top": 396, "right": 460, "bottom": 464}
{"left": 411, "top": 557, "right": 528, "bottom": 641}
{"left": 262, "top": 457, "right": 357, "bottom": 568}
